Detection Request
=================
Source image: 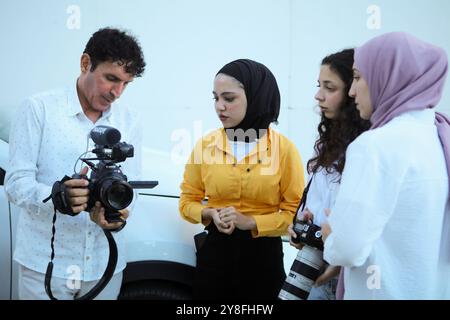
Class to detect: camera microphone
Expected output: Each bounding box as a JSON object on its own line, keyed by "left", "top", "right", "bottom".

{"left": 90, "top": 126, "right": 121, "bottom": 146}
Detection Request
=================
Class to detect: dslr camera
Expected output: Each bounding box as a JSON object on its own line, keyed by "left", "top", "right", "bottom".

{"left": 278, "top": 219, "right": 325, "bottom": 300}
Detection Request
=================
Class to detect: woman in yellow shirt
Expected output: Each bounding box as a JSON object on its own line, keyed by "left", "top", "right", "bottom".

{"left": 179, "top": 59, "right": 305, "bottom": 300}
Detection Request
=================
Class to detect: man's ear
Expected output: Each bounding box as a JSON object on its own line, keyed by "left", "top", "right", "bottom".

{"left": 80, "top": 53, "right": 91, "bottom": 73}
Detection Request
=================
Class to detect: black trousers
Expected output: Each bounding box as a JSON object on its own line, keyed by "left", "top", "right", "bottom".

{"left": 193, "top": 224, "right": 286, "bottom": 300}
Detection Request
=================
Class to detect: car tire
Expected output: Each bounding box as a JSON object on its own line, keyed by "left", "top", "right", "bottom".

{"left": 119, "top": 280, "right": 192, "bottom": 300}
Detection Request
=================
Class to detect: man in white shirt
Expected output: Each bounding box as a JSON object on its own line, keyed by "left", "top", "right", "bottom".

{"left": 5, "top": 27, "right": 145, "bottom": 300}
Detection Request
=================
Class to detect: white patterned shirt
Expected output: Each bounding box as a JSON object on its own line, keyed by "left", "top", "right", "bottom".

{"left": 5, "top": 85, "right": 142, "bottom": 281}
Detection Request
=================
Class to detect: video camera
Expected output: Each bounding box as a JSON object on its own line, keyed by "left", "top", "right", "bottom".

{"left": 47, "top": 125, "right": 157, "bottom": 223}
{"left": 72, "top": 125, "right": 157, "bottom": 223}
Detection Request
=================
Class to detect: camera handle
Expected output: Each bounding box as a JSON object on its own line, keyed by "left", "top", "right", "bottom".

{"left": 104, "top": 210, "right": 123, "bottom": 222}
{"left": 42, "top": 175, "right": 78, "bottom": 215}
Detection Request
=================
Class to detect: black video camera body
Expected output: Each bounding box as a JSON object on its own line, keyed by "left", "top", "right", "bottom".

{"left": 75, "top": 126, "right": 136, "bottom": 223}
{"left": 292, "top": 220, "right": 324, "bottom": 251}
{"left": 47, "top": 125, "right": 157, "bottom": 224}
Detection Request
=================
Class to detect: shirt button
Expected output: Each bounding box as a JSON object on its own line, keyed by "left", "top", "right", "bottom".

{"left": 86, "top": 256, "right": 90, "bottom": 261}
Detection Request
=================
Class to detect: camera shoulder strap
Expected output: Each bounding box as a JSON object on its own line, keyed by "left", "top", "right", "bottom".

{"left": 44, "top": 207, "right": 118, "bottom": 300}
{"left": 292, "top": 175, "right": 314, "bottom": 223}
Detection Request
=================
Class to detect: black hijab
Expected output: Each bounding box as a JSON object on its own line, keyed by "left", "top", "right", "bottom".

{"left": 216, "top": 59, "right": 280, "bottom": 139}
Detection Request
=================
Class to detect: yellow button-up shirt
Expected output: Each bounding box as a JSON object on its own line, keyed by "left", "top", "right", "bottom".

{"left": 179, "top": 128, "right": 305, "bottom": 237}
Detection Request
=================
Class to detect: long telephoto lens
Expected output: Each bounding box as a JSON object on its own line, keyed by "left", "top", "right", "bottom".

{"left": 278, "top": 245, "right": 324, "bottom": 300}
{"left": 278, "top": 221, "right": 325, "bottom": 300}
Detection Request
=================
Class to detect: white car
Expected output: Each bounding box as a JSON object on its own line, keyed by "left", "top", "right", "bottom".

{"left": 0, "top": 120, "right": 297, "bottom": 300}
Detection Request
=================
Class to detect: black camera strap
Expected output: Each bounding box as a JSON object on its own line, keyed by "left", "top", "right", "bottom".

{"left": 292, "top": 175, "right": 314, "bottom": 223}
{"left": 44, "top": 207, "right": 118, "bottom": 300}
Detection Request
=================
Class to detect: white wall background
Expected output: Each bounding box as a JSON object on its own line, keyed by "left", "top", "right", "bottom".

{"left": 1, "top": 0, "right": 450, "bottom": 173}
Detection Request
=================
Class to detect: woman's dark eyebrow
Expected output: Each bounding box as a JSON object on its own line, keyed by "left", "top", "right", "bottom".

{"left": 320, "top": 80, "right": 336, "bottom": 87}
{"left": 212, "top": 91, "right": 238, "bottom": 96}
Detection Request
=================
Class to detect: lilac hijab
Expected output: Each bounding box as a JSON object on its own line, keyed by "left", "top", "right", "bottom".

{"left": 356, "top": 32, "right": 450, "bottom": 193}
{"left": 336, "top": 32, "right": 450, "bottom": 300}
